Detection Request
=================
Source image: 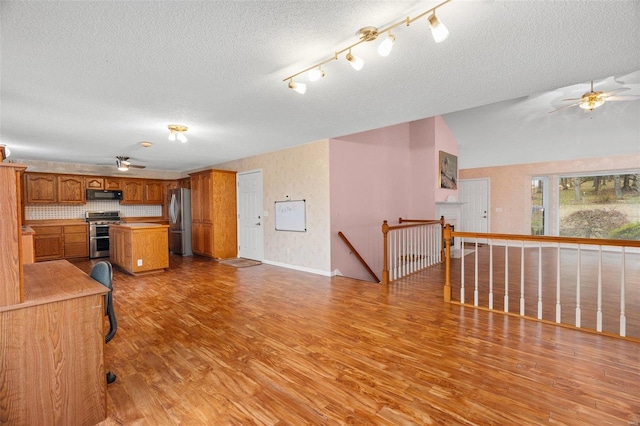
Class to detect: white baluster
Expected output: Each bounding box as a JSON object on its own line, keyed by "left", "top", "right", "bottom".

{"left": 620, "top": 247, "right": 626, "bottom": 337}
{"left": 489, "top": 240, "right": 494, "bottom": 310}
{"left": 474, "top": 239, "right": 479, "bottom": 307}
{"left": 504, "top": 241, "right": 509, "bottom": 313}
{"left": 576, "top": 244, "right": 581, "bottom": 328}
{"left": 520, "top": 241, "right": 525, "bottom": 316}
{"left": 555, "top": 243, "right": 561, "bottom": 323}
{"left": 596, "top": 246, "right": 602, "bottom": 332}
{"left": 460, "top": 236, "right": 465, "bottom": 304}
{"left": 537, "top": 242, "right": 542, "bottom": 320}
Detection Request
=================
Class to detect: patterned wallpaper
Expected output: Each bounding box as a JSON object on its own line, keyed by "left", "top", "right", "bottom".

{"left": 213, "top": 140, "right": 331, "bottom": 273}
{"left": 25, "top": 200, "right": 161, "bottom": 220}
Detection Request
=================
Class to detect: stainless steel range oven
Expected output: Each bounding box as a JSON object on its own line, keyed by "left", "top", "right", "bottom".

{"left": 85, "top": 211, "right": 121, "bottom": 258}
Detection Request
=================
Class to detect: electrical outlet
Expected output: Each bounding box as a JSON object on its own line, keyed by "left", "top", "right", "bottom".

{"left": 137, "top": 259, "right": 143, "bottom": 266}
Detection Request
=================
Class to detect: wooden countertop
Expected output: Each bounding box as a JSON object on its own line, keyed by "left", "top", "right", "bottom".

{"left": 25, "top": 219, "right": 87, "bottom": 226}
{"left": 0, "top": 260, "right": 107, "bottom": 313}
{"left": 110, "top": 222, "right": 169, "bottom": 229}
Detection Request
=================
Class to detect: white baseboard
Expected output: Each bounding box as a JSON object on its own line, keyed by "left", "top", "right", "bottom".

{"left": 261, "top": 259, "right": 333, "bottom": 277}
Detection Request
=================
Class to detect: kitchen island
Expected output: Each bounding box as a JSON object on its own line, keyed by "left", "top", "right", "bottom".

{"left": 109, "top": 222, "right": 169, "bottom": 275}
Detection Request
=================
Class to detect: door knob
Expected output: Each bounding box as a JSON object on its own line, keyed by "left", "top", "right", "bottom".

{"left": 255, "top": 222, "right": 261, "bottom": 226}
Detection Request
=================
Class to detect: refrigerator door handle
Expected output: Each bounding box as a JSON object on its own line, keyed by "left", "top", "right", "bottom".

{"left": 170, "top": 193, "right": 178, "bottom": 224}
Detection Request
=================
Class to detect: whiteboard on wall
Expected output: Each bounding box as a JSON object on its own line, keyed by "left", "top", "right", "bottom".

{"left": 275, "top": 199, "right": 306, "bottom": 232}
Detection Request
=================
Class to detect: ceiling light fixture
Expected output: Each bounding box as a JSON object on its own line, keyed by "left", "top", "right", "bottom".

{"left": 116, "top": 158, "right": 129, "bottom": 171}
{"left": 288, "top": 79, "right": 307, "bottom": 94}
{"left": 140, "top": 141, "right": 153, "bottom": 148}
{"left": 168, "top": 124, "right": 188, "bottom": 143}
{"left": 377, "top": 31, "right": 395, "bottom": 57}
{"left": 282, "top": 0, "right": 453, "bottom": 93}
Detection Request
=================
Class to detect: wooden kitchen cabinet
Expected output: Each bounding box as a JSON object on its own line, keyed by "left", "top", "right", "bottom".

{"left": 25, "top": 173, "right": 85, "bottom": 204}
{"left": 25, "top": 173, "right": 57, "bottom": 204}
{"left": 31, "top": 225, "right": 63, "bottom": 261}
{"left": 31, "top": 222, "right": 88, "bottom": 261}
{"left": 63, "top": 224, "right": 89, "bottom": 258}
{"left": 104, "top": 177, "right": 122, "bottom": 190}
{"left": 85, "top": 177, "right": 104, "bottom": 189}
{"left": 189, "top": 169, "right": 237, "bottom": 259}
{"left": 144, "top": 180, "right": 163, "bottom": 204}
{"left": 57, "top": 174, "right": 85, "bottom": 203}
{"left": 121, "top": 178, "right": 143, "bottom": 204}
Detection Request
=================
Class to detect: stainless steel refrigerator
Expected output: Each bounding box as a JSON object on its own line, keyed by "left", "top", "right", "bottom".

{"left": 169, "top": 188, "right": 193, "bottom": 256}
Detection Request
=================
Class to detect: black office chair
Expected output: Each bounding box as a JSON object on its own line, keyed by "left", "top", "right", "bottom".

{"left": 90, "top": 260, "right": 117, "bottom": 384}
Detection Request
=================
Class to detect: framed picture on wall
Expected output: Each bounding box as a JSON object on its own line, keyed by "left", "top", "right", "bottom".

{"left": 439, "top": 151, "right": 457, "bottom": 189}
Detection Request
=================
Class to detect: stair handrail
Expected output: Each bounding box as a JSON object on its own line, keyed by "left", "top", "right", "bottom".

{"left": 337, "top": 231, "right": 381, "bottom": 283}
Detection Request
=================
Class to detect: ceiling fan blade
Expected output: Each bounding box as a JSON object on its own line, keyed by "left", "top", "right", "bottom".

{"left": 605, "top": 95, "right": 640, "bottom": 101}
{"left": 549, "top": 102, "right": 581, "bottom": 113}
{"left": 129, "top": 164, "right": 146, "bottom": 169}
{"left": 560, "top": 97, "right": 583, "bottom": 101}
{"left": 601, "top": 87, "right": 630, "bottom": 97}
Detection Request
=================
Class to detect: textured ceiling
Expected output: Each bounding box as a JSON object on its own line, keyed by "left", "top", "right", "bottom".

{"left": 1, "top": 1, "right": 639, "bottom": 172}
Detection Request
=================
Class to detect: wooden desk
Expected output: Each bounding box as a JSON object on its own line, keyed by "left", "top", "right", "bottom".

{"left": 0, "top": 260, "right": 108, "bottom": 425}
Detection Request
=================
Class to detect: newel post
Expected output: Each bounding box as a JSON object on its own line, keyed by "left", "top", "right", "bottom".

{"left": 443, "top": 223, "right": 452, "bottom": 303}
{"left": 440, "top": 215, "right": 445, "bottom": 262}
{"left": 382, "top": 220, "right": 389, "bottom": 285}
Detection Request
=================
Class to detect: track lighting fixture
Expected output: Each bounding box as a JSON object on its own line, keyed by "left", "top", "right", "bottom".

{"left": 377, "top": 32, "right": 395, "bottom": 57}
{"left": 428, "top": 12, "right": 449, "bottom": 43}
{"left": 308, "top": 67, "right": 325, "bottom": 82}
{"left": 283, "top": 0, "right": 453, "bottom": 93}
{"left": 346, "top": 49, "right": 364, "bottom": 71}
{"left": 168, "top": 124, "right": 188, "bottom": 143}
{"left": 288, "top": 79, "right": 307, "bottom": 94}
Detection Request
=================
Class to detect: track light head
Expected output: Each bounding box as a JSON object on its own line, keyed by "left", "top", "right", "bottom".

{"left": 288, "top": 80, "right": 307, "bottom": 94}
{"left": 346, "top": 50, "right": 364, "bottom": 71}
{"left": 378, "top": 32, "right": 395, "bottom": 57}
{"left": 308, "top": 67, "right": 325, "bottom": 82}
{"left": 428, "top": 12, "right": 449, "bottom": 43}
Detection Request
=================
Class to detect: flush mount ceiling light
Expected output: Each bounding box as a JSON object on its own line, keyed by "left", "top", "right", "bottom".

{"left": 140, "top": 141, "right": 153, "bottom": 148}
{"left": 168, "top": 124, "right": 188, "bottom": 143}
{"left": 284, "top": 0, "right": 453, "bottom": 94}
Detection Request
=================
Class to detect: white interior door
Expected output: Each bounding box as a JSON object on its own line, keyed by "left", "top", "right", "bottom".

{"left": 237, "top": 170, "right": 264, "bottom": 261}
{"left": 460, "top": 178, "right": 489, "bottom": 233}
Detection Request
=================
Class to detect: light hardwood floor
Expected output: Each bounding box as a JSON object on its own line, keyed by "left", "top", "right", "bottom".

{"left": 69, "top": 255, "right": 640, "bottom": 425}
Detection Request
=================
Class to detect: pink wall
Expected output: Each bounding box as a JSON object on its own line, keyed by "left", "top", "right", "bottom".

{"left": 330, "top": 116, "right": 460, "bottom": 280}
{"left": 460, "top": 154, "right": 640, "bottom": 234}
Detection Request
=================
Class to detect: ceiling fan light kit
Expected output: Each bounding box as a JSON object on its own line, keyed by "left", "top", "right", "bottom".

{"left": 284, "top": 0, "right": 452, "bottom": 94}
{"left": 550, "top": 80, "right": 638, "bottom": 113}
{"left": 168, "top": 124, "right": 188, "bottom": 143}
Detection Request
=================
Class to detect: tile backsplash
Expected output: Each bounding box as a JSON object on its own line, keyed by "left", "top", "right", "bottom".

{"left": 25, "top": 200, "right": 162, "bottom": 220}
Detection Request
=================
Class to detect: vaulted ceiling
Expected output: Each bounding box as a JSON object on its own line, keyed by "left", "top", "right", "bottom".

{"left": 2, "top": 1, "right": 639, "bottom": 172}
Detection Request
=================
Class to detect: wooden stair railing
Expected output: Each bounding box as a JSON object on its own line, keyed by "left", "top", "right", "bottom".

{"left": 443, "top": 227, "right": 640, "bottom": 339}
{"left": 382, "top": 218, "right": 444, "bottom": 285}
{"left": 337, "top": 231, "right": 381, "bottom": 283}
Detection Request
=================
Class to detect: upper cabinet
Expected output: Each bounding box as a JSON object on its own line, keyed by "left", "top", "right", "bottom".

{"left": 25, "top": 173, "right": 85, "bottom": 204}
{"left": 25, "top": 173, "right": 57, "bottom": 204}
{"left": 57, "top": 175, "right": 85, "bottom": 204}
{"left": 24, "top": 172, "right": 165, "bottom": 206}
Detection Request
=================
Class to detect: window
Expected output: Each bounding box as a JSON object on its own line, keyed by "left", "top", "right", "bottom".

{"left": 558, "top": 172, "right": 640, "bottom": 240}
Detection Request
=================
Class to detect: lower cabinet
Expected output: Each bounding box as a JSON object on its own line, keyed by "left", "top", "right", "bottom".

{"left": 31, "top": 223, "right": 88, "bottom": 262}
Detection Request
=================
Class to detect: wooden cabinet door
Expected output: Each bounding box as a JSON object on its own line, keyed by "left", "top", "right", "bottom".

{"left": 212, "top": 171, "right": 237, "bottom": 259}
{"left": 85, "top": 177, "right": 104, "bottom": 190}
{"left": 121, "top": 179, "right": 143, "bottom": 204}
{"left": 25, "top": 173, "right": 57, "bottom": 204}
{"left": 191, "top": 222, "right": 204, "bottom": 255}
{"left": 58, "top": 175, "right": 85, "bottom": 204}
{"left": 201, "top": 171, "right": 214, "bottom": 223}
{"left": 190, "top": 173, "right": 202, "bottom": 222}
{"left": 63, "top": 224, "right": 88, "bottom": 258}
{"left": 32, "top": 226, "right": 63, "bottom": 261}
{"left": 104, "top": 177, "right": 122, "bottom": 190}
{"left": 144, "top": 180, "right": 163, "bottom": 204}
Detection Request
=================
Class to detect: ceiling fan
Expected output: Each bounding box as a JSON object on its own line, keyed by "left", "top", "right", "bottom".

{"left": 116, "top": 156, "right": 145, "bottom": 171}
{"left": 550, "top": 80, "right": 640, "bottom": 113}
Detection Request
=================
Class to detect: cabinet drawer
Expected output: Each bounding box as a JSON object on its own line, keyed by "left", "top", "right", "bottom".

{"left": 64, "top": 233, "right": 87, "bottom": 244}
{"left": 32, "top": 226, "right": 62, "bottom": 235}
{"left": 64, "top": 225, "right": 87, "bottom": 234}
{"left": 64, "top": 243, "right": 88, "bottom": 258}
